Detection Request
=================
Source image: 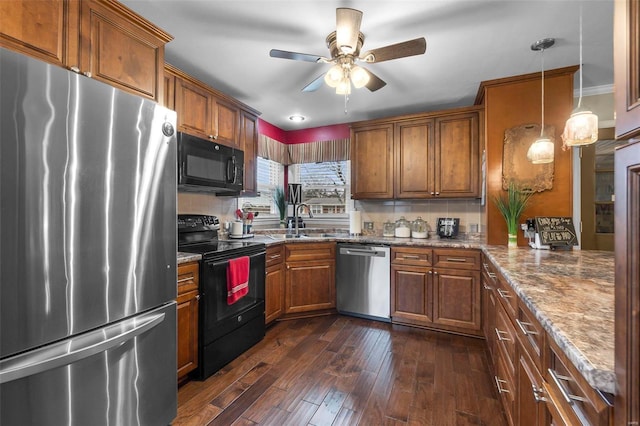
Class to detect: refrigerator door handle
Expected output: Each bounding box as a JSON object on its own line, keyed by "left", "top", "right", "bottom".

{"left": 0, "top": 310, "right": 166, "bottom": 384}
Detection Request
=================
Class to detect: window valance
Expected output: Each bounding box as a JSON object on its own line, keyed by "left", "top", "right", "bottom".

{"left": 258, "top": 135, "right": 350, "bottom": 165}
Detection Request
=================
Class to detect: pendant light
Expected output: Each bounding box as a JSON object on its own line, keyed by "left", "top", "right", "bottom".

{"left": 527, "top": 38, "right": 555, "bottom": 164}
{"left": 562, "top": 3, "right": 598, "bottom": 147}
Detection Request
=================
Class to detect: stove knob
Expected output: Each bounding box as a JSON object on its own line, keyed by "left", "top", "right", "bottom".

{"left": 237, "top": 315, "right": 242, "bottom": 323}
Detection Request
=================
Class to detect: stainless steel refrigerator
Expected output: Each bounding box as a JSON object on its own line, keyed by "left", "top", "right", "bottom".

{"left": 0, "top": 48, "right": 178, "bottom": 425}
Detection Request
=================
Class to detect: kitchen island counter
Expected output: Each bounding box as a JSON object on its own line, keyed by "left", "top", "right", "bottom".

{"left": 178, "top": 252, "right": 202, "bottom": 264}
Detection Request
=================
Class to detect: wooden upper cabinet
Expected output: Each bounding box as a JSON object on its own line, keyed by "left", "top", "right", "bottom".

{"left": 0, "top": 0, "right": 172, "bottom": 102}
{"left": 395, "top": 118, "right": 435, "bottom": 198}
{"left": 351, "top": 123, "right": 394, "bottom": 199}
{"left": 435, "top": 112, "right": 480, "bottom": 197}
{"left": 172, "top": 68, "right": 252, "bottom": 150}
{"left": 175, "top": 77, "right": 213, "bottom": 138}
{"left": 614, "top": 0, "right": 640, "bottom": 140}
{"left": 0, "top": 0, "right": 68, "bottom": 65}
{"left": 240, "top": 111, "right": 258, "bottom": 194}
{"left": 351, "top": 106, "right": 481, "bottom": 200}
{"left": 214, "top": 98, "right": 240, "bottom": 148}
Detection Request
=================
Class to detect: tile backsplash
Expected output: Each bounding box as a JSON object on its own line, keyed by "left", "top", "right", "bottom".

{"left": 354, "top": 199, "right": 485, "bottom": 235}
{"left": 179, "top": 192, "right": 486, "bottom": 236}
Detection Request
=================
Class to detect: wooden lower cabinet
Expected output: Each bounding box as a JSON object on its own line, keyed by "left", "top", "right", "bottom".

{"left": 265, "top": 245, "right": 285, "bottom": 325}
{"left": 177, "top": 261, "right": 199, "bottom": 383}
{"left": 284, "top": 243, "right": 336, "bottom": 317}
{"left": 391, "top": 247, "right": 481, "bottom": 336}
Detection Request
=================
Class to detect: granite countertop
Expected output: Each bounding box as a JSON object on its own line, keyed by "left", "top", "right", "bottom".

{"left": 482, "top": 246, "right": 615, "bottom": 395}
{"left": 177, "top": 252, "right": 201, "bottom": 264}
{"left": 178, "top": 232, "right": 615, "bottom": 394}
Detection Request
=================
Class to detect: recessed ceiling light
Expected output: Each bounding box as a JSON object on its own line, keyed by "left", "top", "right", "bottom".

{"left": 289, "top": 115, "right": 306, "bottom": 122}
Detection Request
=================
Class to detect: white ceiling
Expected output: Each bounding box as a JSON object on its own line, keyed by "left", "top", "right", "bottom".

{"left": 122, "top": 0, "right": 614, "bottom": 131}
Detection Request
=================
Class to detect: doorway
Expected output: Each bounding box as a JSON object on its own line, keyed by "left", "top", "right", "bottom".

{"left": 580, "top": 128, "right": 627, "bottom": 251}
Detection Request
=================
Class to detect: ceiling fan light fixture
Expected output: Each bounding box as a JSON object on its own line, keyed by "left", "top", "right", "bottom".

{"left": 324, "top": 64, "right": 343, "bottom": 88}
{"left": 350, "top": 65, "right": 370, "bottom": 88}
{"left": 336, "top": 77, "right": 351, "bottom": 95}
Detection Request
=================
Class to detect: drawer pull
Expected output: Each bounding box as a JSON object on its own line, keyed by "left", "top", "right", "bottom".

{"left": 402, "top": 255, "right": 421, "bottom": 260}
{"left": 548, "top": 369, "right": 588, "bottom": 405}
{"left": 497, "top": 288, "right": 512, "bottom": 299}
{"left": 494, "top": 328, "right": 511, "bottom": 342}
{"left": 494, "top": 376, "right": 510, "bottom": 394}
{"left": 482, "top": 263, "right": 497, "bottom": 279}
{"left": 532, "top": 385, "right": 547, "bottom": 403}
{"left": 516, "top": 318, "right": 539, "bottom": 336}
{"left": 269, "top": 254, "right": 282, "bottom": 259}
{"left": 446, "top": 257, "right": 467, "bottom": 262}
{"left": 177, "top": 276, "right": 193, "bottom": 284}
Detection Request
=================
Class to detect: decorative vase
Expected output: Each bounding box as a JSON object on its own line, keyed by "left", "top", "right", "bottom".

{"left": 508, "top": 233, "right": 518, "bottom": 248}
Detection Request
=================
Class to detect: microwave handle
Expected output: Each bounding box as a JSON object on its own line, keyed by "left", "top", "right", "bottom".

{"left": 226, "top": 156, "right": 236, "bottom": 184}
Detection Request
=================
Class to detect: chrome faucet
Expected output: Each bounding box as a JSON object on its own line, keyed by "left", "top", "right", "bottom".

{"left": 294, "top": 203, "right": 313, "bottom": 236}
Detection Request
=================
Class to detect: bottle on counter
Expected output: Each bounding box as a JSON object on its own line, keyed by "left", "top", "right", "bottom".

{"left": 394, "top": 216, "right": 411, "bottom": 238}
{"left": 411, "top": 216, "right": 429, "bottom": 239}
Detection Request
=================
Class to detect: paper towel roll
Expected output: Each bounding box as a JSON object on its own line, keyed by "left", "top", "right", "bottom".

{"left": 349, "top": 210, "right": 362, "bottom": 235}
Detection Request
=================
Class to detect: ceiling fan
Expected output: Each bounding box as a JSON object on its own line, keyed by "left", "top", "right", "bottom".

{"left": 269, "top": 8, "right": 427, "bottom": 94}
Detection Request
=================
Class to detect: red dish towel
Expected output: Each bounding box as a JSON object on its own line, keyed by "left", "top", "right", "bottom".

{"left": 227, "top": 256, "right": 250, "bottom": 305}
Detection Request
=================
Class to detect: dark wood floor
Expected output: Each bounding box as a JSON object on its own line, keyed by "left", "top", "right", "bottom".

{"left": 173, "top": 315, "right": 508, "bottom": 426}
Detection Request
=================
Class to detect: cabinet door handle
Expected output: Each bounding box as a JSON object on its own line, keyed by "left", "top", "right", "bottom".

{"left": 428, "top": 270, "right": 433, "bottom": 275}
{"left": 433, "top": 271, "right": 438, "bottom": 275}
{"left": 445, "top": 257, "right": 467, "bottom": 262}
{"left": 430, "top": 191, "right": 435, "bottom": 195}
{"left": 269, "top": 254, "right": 282, "bottom": 259}
{"left": 483, "top": 284, "right": 493, "bottom": 290}
{"left": 177, "top": 276, "right": 193, "bottom": 284}
{"left": 195, "top": 294, "right": 200, "bottom": 301}
{"left": 497, "top": 288, "right": 511, "bottom": 299}
{"left": 494, "top": 376, "right": 510, "bottom": 394}
{"left": 435, "top": 192, "right": 440, "bottom": 195}
{"left": 547, "top": 369, "right": 588, "bottom": 404}
{"left": 516, "top": 318, "right": 539, "bottom": 336}
{"left": 494, "top": 328, "right": 511, "bottom": 342}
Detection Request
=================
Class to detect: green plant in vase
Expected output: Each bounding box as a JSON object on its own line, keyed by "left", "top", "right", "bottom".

{"left": 492, "top": 182, "right": 533, "bottom": 248}
{"left": 273, "top": 186, "right": 287, "bottom": 228}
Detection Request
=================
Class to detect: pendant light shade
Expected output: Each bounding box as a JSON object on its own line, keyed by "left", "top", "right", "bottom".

{"left": 562, "top": 4, "right": 598, "bottom": 147}
{"left": 528, "top": 38, "right": 555, "bottom": 164}
{"left": 527, "top": 138, "right": 555, "bottom": 164}
{"left": 562, "top": 108, "right": 598, "bottom": 146}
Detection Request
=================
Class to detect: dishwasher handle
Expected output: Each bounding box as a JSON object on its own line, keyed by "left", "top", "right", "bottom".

{"left": 339, "top": 246, "right": 387, "bottom": 258}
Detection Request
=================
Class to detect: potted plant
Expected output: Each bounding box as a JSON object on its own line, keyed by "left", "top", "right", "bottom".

{"left": 273, "top": 186, "right": 287, "bottom": 228}
{"left": 492, "top": 182, "right": 533, "bottom": 248}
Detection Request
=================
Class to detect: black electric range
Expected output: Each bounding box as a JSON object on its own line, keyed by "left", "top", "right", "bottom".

{"left": 177, "top": 214, "right": 266, "bottom": 380}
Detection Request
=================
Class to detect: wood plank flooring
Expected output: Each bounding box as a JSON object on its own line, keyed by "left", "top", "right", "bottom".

{"left": 173, "top": 315, "right": 508, "bottom": 426}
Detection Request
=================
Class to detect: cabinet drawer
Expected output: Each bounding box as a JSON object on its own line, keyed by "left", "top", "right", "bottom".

{"left": 266, "top": 244, "right": 284, "bottom": 267}
{"left": 433, "top": 249, "right": 480, "bottom": 270}
{"left": 391, "top": 247, "right": 432, "bottom": 267}
{"left": 285, "top": 242, "right": 335, "bottom": 262}
{"left": 516, "top": 300, "right": 544, "bottom": 371}
{"left": 495, "top": 300, "right": 517, "bottom": 378}
{"left": 546, "top": 338, "right": 612, "bottom": 426}
{"left": 177, "top": 262, "right": 199, "bottom": 294}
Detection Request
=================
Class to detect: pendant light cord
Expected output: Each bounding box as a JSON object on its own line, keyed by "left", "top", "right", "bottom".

{"left": 540, "top": 48, "right": 545, "bottom": 138}
{"left": 577, "top": 2, "right": 583, "bottom": 109}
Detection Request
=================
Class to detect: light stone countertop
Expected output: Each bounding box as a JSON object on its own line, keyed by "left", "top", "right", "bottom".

{"left": 179, "top": 232, "right": 616, "bottom": 394}
{"left": 177, "top": 252, "right": 202, "bottom": 264}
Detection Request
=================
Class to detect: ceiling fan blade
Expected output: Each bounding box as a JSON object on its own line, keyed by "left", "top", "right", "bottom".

{"left": 360, "top": 37, "right": 427, "bottom": 63}
{"left": 269, "top": 49, "right": 326, "bottom": 63}
{"left": 301, "top": 73, "right": 326, "bottom": 92}
{"left": 363, "top": 68, "right": 387, "bottom": 92}
{"left": 336, "top": 8, "right": 362, "bottom": 55}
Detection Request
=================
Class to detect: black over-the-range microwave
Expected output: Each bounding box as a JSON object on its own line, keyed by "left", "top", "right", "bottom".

{"left": 177, "top": 132, "right": 244, "bottom": 194}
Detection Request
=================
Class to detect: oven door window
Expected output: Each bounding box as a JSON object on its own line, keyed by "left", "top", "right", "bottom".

{"left": 201, "top": 252, "right": 265, "bottom": 344}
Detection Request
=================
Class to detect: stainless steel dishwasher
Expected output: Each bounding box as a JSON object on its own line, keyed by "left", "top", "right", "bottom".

{"left": 336, "top": 243, "right": 390, "bottom": 322}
